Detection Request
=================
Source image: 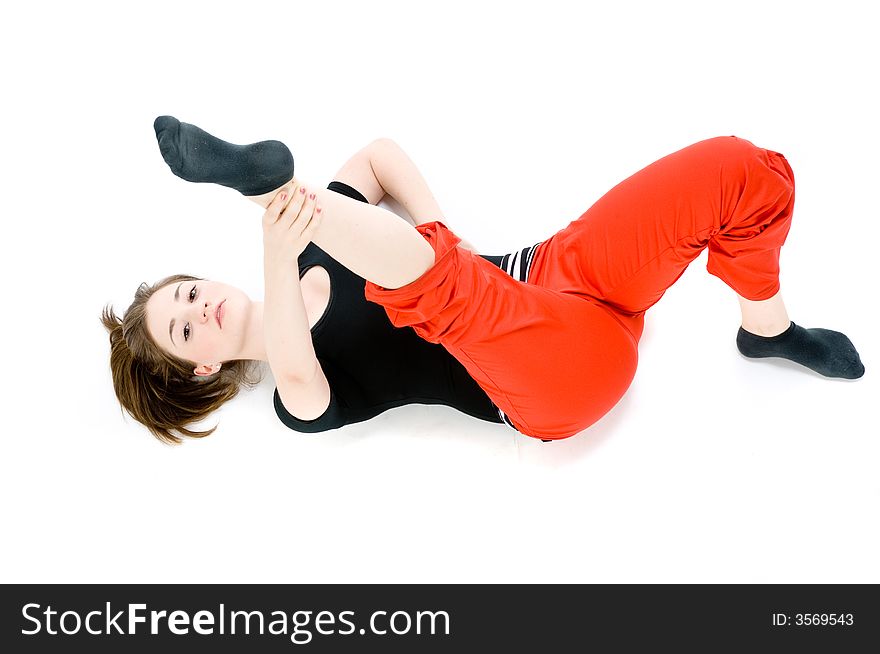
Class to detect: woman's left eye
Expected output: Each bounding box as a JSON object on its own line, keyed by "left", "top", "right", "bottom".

{"left": 189, "top": 285, "right": 197, "bottom": 302}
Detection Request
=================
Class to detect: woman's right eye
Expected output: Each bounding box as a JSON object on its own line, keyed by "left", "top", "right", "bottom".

{"left": 183, "top": 324, "right": 190, "bottom": 341}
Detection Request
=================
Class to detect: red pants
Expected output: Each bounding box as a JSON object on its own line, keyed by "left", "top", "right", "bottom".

{"left": 364, "top": 136, "right": 795, "bottom": 440}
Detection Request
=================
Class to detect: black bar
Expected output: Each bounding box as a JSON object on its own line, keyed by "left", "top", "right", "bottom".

{"left": 1, "top": 584, "right": 877, "bottom": 652}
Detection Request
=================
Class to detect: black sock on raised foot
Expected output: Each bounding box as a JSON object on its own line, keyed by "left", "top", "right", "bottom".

{"left": 736, "top": 321, "right": 865, "bottom": 379}
{"left": 153, "top": 116, "right": 294, "bottom": 196}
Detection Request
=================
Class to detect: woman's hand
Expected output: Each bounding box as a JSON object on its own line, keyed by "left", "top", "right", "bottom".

{"left": 262, "top": 184, "right": 322, "bottom": 267}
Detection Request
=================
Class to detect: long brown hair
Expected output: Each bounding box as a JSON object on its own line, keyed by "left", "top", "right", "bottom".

{"left": 101, "top": 274, "right": 260, "bottom": 445}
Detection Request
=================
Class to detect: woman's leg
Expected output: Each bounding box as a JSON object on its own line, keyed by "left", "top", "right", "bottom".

{"left": 154, "top": 116, "right": 435, "bottom": 290}
{"left": 526, "top": 136, "right": 863, "bottom": 378}
{"left": 738, "top": 292, "right": 790, "bottom": 336}
{"left": 254, "top": 179, "right": 436, "bottom": 290}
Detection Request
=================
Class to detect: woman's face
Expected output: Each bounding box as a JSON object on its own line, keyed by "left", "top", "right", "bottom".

{"left": 145, "top": 279, "right": 252, "bottom": 372}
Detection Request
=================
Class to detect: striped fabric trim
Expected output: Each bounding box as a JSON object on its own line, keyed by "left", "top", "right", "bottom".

{"left": 498, "top": 242, "right": 543, "bottom": 283}
{"left": 497, "top": 406, "right": 519, "bottom": 431}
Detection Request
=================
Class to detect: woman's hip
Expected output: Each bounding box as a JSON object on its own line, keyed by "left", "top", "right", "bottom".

{"left": 448, "top": 291, "right": 640, "bottom": 440}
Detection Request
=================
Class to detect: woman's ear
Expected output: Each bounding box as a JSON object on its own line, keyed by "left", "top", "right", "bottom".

{"left": 193, "top": 363, "right": 222, "bottom": 377}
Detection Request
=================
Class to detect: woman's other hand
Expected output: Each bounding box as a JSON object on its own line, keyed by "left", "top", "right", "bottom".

{"left": 262, "top": 185, "right": 323, "bottom": 267}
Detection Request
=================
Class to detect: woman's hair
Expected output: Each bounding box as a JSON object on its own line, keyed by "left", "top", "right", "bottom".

{"left": 101, "top": 273, "right": 260, "bottom": 445}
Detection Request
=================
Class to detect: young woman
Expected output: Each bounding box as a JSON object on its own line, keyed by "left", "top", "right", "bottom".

{"left": 102, "top": 117, "right": 864, "bottom": 445}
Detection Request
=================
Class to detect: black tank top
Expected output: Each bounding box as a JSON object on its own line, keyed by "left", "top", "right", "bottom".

{"left": 273, "top": 182, "right": 506, "bottom": 433}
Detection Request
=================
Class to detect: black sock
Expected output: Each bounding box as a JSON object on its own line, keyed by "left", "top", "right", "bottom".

{"left": 736, "top": 322, "right": 865, "bottom": 379}
{"left": 153, "top": 116, "right": 294, "bottom": 196}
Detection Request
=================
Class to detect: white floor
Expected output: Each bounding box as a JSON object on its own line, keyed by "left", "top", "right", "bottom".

{"left": 2, "top": 1, "right": 877, "bottom": 584}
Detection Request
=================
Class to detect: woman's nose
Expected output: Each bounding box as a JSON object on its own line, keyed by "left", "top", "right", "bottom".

{"left": 197, "top": 301, "right": 212, "bottom": 323}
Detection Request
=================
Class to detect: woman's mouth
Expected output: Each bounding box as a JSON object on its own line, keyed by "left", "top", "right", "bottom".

{"left": 215, "top": 300, "right": 225, "bottom": 328}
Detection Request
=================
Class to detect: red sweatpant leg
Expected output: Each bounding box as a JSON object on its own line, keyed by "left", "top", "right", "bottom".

{"left": 364, "top": 222, "right": 639, "bottom": 440}
{"left": 528, "top": 136, "right": 796, "bottom": 338}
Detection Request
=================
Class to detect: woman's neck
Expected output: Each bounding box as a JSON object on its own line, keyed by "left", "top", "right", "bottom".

{"left": 237, "top": 300, "right": 267, "bottom": 362}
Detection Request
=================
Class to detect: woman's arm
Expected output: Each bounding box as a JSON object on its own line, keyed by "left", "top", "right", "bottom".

{"left": 354, "top": 138, "right": 445, "bottom": 224}
{"left": 264, "top": 262, "right": 332, "bottom": 419}
{"left": 333, "top": 138, "right": 478, "bottom": 251}
{"left": 264, "top": 263, "right": 320, "bottom": 382}
{"left": 262, "top": 189, "right": 332, "bottom": 420}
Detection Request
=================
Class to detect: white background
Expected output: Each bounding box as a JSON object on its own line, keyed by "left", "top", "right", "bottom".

{"left": 1, "top": 0, "right": 877, "bottom": 583}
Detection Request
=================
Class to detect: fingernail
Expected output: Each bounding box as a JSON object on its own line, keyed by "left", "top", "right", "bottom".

{"left": 300, "top": 187, "right": 306, "bottom": 194}
{"left": 316, "top": 206, "right": 322, "bottom": 213}
{"left": 309, "top": 193, "right": 315, "bottom": 200}
{"left": 279, "top": 192, "right": 287, "bottom": 202}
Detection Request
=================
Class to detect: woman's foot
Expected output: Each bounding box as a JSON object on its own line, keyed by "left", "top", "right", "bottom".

{"left": 153, "top": 116, "right": 294, "bottom": 196}
{"left": 736, "top": 322, "right": 865, "bottom": 379}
